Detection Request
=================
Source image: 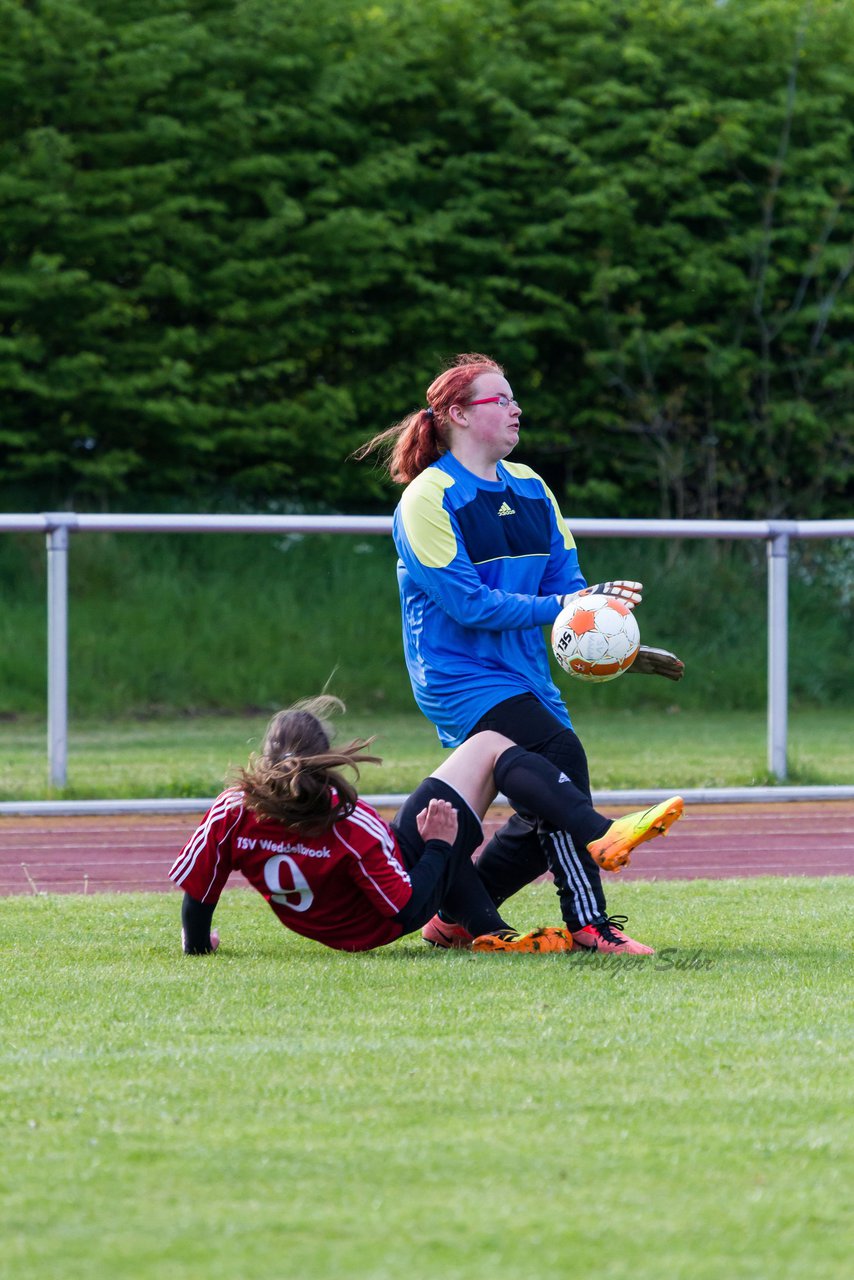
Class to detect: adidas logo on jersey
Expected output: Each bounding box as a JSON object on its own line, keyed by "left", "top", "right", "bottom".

{"left": 497, "top": 501, "right": 515, "bottom": 516}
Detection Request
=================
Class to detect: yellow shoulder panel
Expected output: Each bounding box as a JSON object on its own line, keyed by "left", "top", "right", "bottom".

{"left": 502, "top": 462, "right": 576, "bottom": 552}
{"left": 398, "top": 469, "right": 459, "bottom": 569}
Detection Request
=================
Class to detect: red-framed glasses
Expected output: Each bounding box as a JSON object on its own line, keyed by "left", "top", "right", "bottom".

{"left": 466, "top": 395, "right": 520, "bottom": 408}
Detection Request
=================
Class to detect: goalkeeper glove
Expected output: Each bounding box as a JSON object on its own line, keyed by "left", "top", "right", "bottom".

{"left": 560, "top": 580, "right": 643, "bottom": 610}
{"left": 628, "top": 645, "right": 685, "bottom": 682}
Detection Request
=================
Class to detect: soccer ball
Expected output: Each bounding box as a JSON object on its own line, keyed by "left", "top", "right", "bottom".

{"left": 551, "top": 593, "right": 640, "bottom": 683}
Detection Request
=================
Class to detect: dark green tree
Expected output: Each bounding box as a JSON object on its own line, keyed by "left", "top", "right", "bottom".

{"left": 0, "top": 0, "right": 851, "bottom": 516}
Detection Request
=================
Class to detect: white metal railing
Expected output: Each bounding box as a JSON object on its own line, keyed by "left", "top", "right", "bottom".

{"left": 2, "top": 512, "right": 853, "bottom": 791}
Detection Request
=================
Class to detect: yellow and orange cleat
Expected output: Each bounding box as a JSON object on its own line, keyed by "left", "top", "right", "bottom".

{"left": 587, "top": 796, "right": 684, "bottom": 873}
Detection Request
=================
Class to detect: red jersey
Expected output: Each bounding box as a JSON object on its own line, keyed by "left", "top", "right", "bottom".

{"left": 170, "top": 788, "right": 413, "bottom": 951}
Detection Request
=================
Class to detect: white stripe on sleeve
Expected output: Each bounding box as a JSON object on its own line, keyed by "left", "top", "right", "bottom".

{"left": 170, "top": 790, "right": 244, "bottom": 899}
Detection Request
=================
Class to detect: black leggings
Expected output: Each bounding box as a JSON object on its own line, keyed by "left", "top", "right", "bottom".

{"left": 391, "top": 777, "right": 510, "bottom": 937}
{"left": 468, "top": 694, "right": 609, "bottom": 930}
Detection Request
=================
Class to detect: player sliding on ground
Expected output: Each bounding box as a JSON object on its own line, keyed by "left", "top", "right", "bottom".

{"left": 170, "top": 697, "right": 683, "bottom": 956}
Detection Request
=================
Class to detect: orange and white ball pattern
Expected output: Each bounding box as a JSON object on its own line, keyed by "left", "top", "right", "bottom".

{"left": 551, "top": 593, "right": 640, "bottom": 683}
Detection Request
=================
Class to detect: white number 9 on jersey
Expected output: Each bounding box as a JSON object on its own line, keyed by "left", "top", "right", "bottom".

{"left": 263, "top": 855, "right": 315, "bottom": 913}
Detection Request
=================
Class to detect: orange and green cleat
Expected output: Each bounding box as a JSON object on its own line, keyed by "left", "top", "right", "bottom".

{"left": 471, "top": 927, "right": 574, "bottom": 953}
{"left": 587, "top": 796, "right": 684, "bottom": 873}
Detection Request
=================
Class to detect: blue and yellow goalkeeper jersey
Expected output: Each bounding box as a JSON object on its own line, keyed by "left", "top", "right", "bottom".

{"left": 393, "top": 451, "right": 586, "bottom": 746}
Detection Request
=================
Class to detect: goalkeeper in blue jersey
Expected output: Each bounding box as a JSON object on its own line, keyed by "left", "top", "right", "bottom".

{"left": 357, "top": 353, "right": 685, "bottom": 956}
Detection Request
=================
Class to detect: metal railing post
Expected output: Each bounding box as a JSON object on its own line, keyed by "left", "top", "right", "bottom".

{"left": 767, "top": 527, "right": 792, "bottom": 781}
{"left": 46, "top": 517, "right": 72, "bottom": 790}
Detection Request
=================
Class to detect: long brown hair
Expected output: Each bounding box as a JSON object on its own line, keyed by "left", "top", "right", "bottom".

{"left": 354, "top": 352, "right": 503, "bottom": 483}
{"left": 235, "top": 696, "right": 381, "bottom": 834}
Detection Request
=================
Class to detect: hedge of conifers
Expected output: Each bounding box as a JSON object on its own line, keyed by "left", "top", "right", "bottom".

{"left": 1, "top": 0, "right": 852, "bottom": 517}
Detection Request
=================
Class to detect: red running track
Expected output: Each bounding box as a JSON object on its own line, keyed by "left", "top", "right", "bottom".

{"left": 0, "top": 802, "right": 851, "bottom": 897}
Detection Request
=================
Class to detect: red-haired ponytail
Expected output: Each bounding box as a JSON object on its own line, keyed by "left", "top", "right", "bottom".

{"left": 354, "top": 353, "right": 503, "bottom": 483}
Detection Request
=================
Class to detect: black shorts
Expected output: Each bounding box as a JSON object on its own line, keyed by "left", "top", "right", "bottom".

{"left": 391, "top": 777, "right": 484, "bottom": 872}
{"left": 468, "top": 692, "right": 593, "bottom": 804}
{"left": 468, "top": 692, "right": 569, "bottom": 752}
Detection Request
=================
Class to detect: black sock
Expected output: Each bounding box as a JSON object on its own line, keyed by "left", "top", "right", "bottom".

{"left": 493, "top": 746, "right": 609, "bottom": 848}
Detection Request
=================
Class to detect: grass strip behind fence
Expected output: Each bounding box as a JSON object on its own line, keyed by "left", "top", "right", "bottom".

{"left": 1, "top": 706, "right": 852, "bottom": 801}
{"left": 1, "top": 877, "right": 850, "bottom": 1280}
{"left": 2, "top": 533, "right": 852, "bottom": 719}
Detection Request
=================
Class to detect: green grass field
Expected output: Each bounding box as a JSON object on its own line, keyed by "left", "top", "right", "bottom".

{"left": 2, "top": 531, "right": 851, "bottom": 1276}
{"left": 1, "top": 705, "right": 852, "bottom": 800}
{"left": 1, "top": 877, "right": 850, "bottom": 1279}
